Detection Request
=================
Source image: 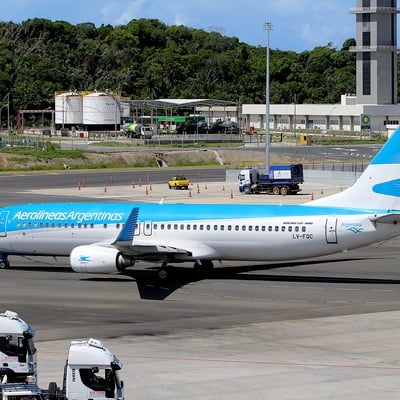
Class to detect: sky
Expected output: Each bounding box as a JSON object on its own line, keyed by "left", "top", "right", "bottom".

{"left": 1, "top": 0, "right": 358, "bottom": 52}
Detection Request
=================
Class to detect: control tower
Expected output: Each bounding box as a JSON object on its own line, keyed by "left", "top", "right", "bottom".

{"left": 350, "top": 0, "right": 399, "bottom": 105}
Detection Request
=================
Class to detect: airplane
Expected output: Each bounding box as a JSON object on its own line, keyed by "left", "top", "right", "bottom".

{"left": 0, "top": 127, "right": 400, "bottom": 280}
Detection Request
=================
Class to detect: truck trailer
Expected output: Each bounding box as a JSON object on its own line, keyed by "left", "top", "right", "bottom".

{"left": 238, "top": 164, "right": 304, "bottom": 195}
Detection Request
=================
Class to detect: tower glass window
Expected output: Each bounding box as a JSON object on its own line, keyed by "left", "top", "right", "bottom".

{"left": 362, "top": 52, "right": 371, "bottom": 95}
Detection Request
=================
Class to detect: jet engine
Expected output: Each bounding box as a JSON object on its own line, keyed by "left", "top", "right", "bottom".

{"left": 70, "top": 245, "right": 135, "bottom": 273}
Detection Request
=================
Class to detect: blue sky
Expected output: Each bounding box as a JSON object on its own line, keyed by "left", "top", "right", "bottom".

{"left": 2, "top": 0, "right": 357, "bottom": 52}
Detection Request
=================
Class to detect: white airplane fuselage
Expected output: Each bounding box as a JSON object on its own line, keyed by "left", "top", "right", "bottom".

{"left": 0, "top": 203, "right": 398, "bottom": 264}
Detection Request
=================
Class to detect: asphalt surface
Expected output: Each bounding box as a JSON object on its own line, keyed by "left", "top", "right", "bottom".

{"left": 0, "top": 161, "right": 400, "bottom": 399}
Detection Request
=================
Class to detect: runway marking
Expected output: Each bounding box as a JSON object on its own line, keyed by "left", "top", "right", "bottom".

{"left": 116, "top": 353, "right": 400, "bottom": 371}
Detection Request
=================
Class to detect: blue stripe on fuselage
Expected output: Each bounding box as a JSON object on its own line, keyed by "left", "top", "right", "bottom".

{"left": 1, "top": 202, "right": 389, "bottom": 232}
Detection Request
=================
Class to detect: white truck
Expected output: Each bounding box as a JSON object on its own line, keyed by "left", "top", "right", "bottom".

{"left": 47, "top": 338, "right": 124, "bottom": 400}
{"left": 0, "top": 311, "right": 37, "bottom": 384}
{"left": 0, "top": 310, "right": 124, "bottom": 400}
{"left": 1, "top": 338, "right": 124, "bottom": 400}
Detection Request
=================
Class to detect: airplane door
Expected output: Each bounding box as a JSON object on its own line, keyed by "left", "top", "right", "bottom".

{"left": 143, "top": 221, "right": 153, "bottom": 236}
{"left": 325, "top": 217, "right": 337, "bottom": 244}
{"left": 0, "top": 211, "right": 9, "bottom": 237}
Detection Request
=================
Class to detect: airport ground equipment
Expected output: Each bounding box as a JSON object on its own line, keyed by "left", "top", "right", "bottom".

{"left": 0, "top": 311, "right": 37, "bottom": 384}
{"left": 238, "top": 164, "right": 303, "bottom": 195}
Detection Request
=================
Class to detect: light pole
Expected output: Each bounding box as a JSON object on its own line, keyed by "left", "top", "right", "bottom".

{"left": 264, "top": 22, "right": 273, "bottom": 173}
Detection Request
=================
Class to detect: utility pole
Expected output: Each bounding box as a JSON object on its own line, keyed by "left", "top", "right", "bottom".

{"left": 264, "top": 22, "right": 273, "bottom": 173}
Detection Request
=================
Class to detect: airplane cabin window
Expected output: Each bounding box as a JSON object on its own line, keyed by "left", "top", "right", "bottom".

{"left": 288, "top": 226, "right": 292, "bottom": 232}
{"left": 242, "top": 225, "right": 246, "bottom": 231}
{"left": 161, "top": 224, "right": 165, "bottom": 230}
{"left": 262, "top": 226, "right": 266, "bottom": 231}
{"left": 281, "top": 226, "right": 285, "bottom": 232}
{"left": 228, "top": 225, "right": 232, "bottom": 231}
{"left": 235, "top": 225, "right": 239, "bottom": 231}
{"left": 248, "top": 226, "right": 252, "bottom": 231}
{"left": 255, "top": 226, "right": 259, "bottom": 231}
{"left": 187, "top": 224, "right": 191, "bottom": 230}
{"left": 268, "top": 226, "right": 272, "bottom": 231}
{"left": 200, "top": 225, "right": 204, "bottom": 230}
{"left": 302, "top": 226, "right": 306, "bottom": 232}
{"left": 167, "top": 224, "right": 171, "bottom": 230}
{"left": 174, "top": 224, "right": 178, "bottom": 230}
{"left": 207, "top": 225, "right": 211, "bottom": 230}
{"left": 295, "top": 226, "right": 299, "bottom": 232}
{"left": 214, "top": 225, "right": 218, "bottom": 230}
{"left": 180, "top": 224, "right": 184, "bottom": 230}
{"left": 275, "top": 226, "right": 279, "bottom": 232}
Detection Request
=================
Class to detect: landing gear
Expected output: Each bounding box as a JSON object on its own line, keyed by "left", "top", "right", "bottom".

{"left": 194, "top": 260, "right": 214, "bottom": 275}
{"left": 157, "top": 260, "right": 169, "bottom": 280}
{"left": 0, "top": 256, "right": 9, "bottom": 269}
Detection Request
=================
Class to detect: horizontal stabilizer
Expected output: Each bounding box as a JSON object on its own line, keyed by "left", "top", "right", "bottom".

{"left": 371, "top": 213, "right": 400, "bottom": 224}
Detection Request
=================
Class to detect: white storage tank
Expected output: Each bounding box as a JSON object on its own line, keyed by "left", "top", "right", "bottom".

{"left": 121, "top": 101, "right": 131, "bottom": 118}
{"left": 55, "top": 92, "right": 83, "bottom": 126}
{"left": 83, "top": 92, "right": 121, "bottom": 129}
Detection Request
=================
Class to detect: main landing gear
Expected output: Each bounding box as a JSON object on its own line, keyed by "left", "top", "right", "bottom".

{"left": 0, "top": 255, "right": 10, "bottom": 269}
{"left": 156, "top": 260, "right": 215, "bottom": 280}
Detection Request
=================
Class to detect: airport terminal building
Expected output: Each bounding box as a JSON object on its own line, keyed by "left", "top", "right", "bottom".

{"left": 232, "top": 1, "right": 400, "bottom": 134}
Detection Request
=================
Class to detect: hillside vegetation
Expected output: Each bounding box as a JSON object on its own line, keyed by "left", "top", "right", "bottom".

{"left": 0, "top": 18, "right": 359, "bottom": 122}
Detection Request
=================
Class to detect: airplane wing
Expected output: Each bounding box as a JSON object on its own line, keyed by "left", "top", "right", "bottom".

{"left": 118, "top": 239, "right": 219, "bottom": 260}
{"left": 112, "top": 206, "right": 218, "bottom": 260}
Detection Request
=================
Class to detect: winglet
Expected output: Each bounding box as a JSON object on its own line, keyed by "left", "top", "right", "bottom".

{"left": 114, "top": 207, "right": 139, "bottom": 244}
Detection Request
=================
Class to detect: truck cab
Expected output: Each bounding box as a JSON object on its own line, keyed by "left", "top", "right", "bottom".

{"left": 0, "top": 311, "right": 37, "bottom": 384}
{"left": 58, "top": 338, "right": 124, "bottom": 400}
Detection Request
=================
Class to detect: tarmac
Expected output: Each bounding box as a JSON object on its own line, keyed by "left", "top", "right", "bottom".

{"left": 19, "top": 172, "right": 400, "bottom": 399}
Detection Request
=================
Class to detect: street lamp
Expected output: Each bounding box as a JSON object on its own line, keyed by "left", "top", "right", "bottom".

{"left": 264, "top": 22, "right": 273, "bottom": 172}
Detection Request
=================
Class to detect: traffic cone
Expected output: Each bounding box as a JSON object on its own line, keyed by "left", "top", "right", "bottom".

{"left": 189, "top": 189, "right": 192, "bottom": 197}
{"left": 150, "top": 183, "right": 152, "bottom": 191}
{"left": 197, "top": 171, "right": 202, "bottom": 179}
{"left": 145, "top": 186, "right": 149, "bottom": 195}
{"left": 205, "top": 184, "right": 208, "bottom": 190}
{"left": 197, "top": 184, "right": 200, "bottom": 194}
{"left": 230, "top": 189, "right": 234, "bottom": 199}
{"left": 132, "top": 180, "right": 135, "bottom": 189}
{"left": 82, "top": 179, "right": 86, "bottom": 188}
{"left": 139, "top": 179, "right": 142, "bottom": 187}
{"left": 311, "top": 192, "right": 314, "bottom": 200}
{"left": 104, "top": 185, "right": 107, "bottom": 193}
{"left": 77, "top": 182, "right": 81, "bottom": 190}
{"left": 222, "top": 185, "right": 225, "bottom": 191}
{"left": 109, "top": 176, "right": 113, "bottom": 184}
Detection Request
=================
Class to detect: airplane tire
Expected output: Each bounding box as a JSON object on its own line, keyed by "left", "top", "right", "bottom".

{"left": 244, "top": 187, "right": 251, "bottom": 194}
{"left": 194, "top": 260, "right": 214, "bottom": 274}
{"left": 158, "top": 268, "right": 168, "bottom": 280}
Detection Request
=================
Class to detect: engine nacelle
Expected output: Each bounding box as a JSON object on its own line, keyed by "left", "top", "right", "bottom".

{"left": 70, "top": 245, "right": 135, "bottom": 274}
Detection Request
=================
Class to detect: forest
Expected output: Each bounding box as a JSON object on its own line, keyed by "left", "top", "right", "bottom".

{"left": 0, "top": 18, "right": 359, "bottom": 119}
